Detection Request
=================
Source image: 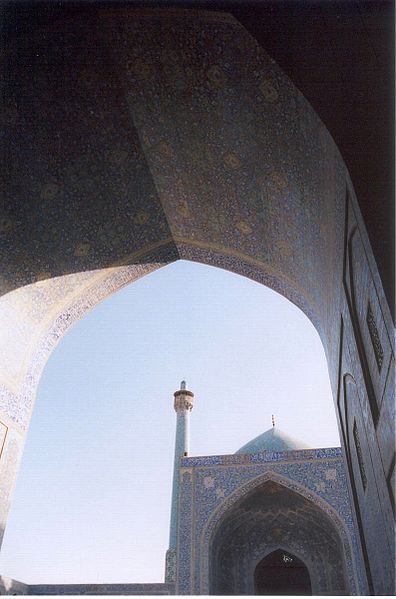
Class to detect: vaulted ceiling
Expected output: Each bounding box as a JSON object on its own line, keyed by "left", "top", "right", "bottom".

{"left": 1, "top": 0, "right": 393, "bottom": 313}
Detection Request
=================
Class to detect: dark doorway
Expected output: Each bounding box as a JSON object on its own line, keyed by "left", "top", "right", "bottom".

{"left": 254, "top": 549, "right": 312, "bottom": 595}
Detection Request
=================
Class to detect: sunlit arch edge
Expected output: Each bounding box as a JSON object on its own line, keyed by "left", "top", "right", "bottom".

{"left": 1, "top": 239, "right": 327, "bottom": 434}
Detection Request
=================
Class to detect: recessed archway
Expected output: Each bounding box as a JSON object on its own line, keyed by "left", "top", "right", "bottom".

{"left": 208, "top": 478, "right": 349, "bottom": 595}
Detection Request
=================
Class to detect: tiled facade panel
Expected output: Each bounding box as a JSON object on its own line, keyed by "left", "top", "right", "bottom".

{"left": 176, "top": 450, "right": 368, "bottom": 595}
{"left": 337, "top": 318, "right": 394, "bottom": 594}
{"left": 340, "top": 191, "right": 395, "bottom": 594}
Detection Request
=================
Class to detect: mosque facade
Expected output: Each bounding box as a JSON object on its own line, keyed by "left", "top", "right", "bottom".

{"left": 165, "top": 382, "right": 368, "bottom": 595}
{"left": 0, "top": 382, "right": 368, "bottom": 596}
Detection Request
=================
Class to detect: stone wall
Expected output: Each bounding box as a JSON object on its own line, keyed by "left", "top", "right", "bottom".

{"left": 27, "top": 583, "right": 174, "bottom": 595}
{"left": 0, "top": 579, "right": 174, "bottom": 596}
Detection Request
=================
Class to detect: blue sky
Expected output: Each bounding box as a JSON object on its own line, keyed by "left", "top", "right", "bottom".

{"left": 0, "top": 261, "right": 340, "bottom": 584}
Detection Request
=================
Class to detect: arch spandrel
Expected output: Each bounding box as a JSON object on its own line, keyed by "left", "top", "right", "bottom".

{"left": 200, "top": 471, "right": 355, "bottom": 553}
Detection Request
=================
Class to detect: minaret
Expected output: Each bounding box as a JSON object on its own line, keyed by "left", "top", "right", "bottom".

{"left": 165, "top": 380, "right": 194, "bottom": 582}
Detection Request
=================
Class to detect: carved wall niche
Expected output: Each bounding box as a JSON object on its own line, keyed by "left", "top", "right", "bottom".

{"left": 337, "top": 324, "right": 394, "bottom": 594}
{"left": 342, "top": 192, "right": 394, "bottom": 439}
{"left": 341, "top": 190, "right": 395, "bottom": 567}
{"left": 208, "top": 481, "right": 349, "bottom": 595}
{"left": 346, "top": 225, "right": 392, "bottom": 414}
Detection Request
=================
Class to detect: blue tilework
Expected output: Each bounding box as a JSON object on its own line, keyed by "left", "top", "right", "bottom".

{"left": 169, "top": 412, "right": 189, "bottom": 550}
{"left": 176, "top": 448, "right": 367, "bottom": 594}
{"left": 176, "top": 470, "right": 193, "bottom": 595}
{"left": 235, "top": 426, "right": 310, "bottom": 454}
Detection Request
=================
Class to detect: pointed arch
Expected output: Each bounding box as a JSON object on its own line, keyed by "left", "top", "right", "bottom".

{"left": 199, "top": 470, "right": 356, "bottom": 594}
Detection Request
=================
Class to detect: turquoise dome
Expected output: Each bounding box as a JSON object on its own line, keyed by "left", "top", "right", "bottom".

{"left": 236, "top": 427, "right": 310, "bottom": 454}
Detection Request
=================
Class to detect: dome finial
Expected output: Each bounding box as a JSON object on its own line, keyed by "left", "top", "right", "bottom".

{"left": 272, "top": 414, "right": 275, "bottom": 428}
{"left": 180, "top": 380, "right": 186, "bottom": 390}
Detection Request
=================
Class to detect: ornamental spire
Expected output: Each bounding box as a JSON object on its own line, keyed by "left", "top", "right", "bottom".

{"left": 272, "top": 414, "right": 275, "bottom": 428}
{"left": 174, "top": 380, "right": 194, "bottom": 412}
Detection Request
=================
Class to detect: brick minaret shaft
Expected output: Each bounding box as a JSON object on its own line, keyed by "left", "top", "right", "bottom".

{"left": 169, "top": 380, "right": 194, "bottom": 550}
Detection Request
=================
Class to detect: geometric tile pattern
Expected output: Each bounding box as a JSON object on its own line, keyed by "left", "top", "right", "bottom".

{"left": 176, "top": 448, "right": 368, "bottom": 594}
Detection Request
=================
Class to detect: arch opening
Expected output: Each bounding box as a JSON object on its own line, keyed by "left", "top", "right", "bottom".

{"left": 254, "top": 549, "right": 312, "bottom": 596}
{"left": 209, "top": 479, "right": 349, "bottom": 595}
{"left": 0, "top": 261, "right": 339, "bottom": 585}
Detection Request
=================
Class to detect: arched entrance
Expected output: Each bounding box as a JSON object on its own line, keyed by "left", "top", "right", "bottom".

{"left": 0, "top": 6, "right": 393, "bottom": 593}
{"left": 0, "top": 262, "right": 339, "bottom": 584}
{"left": 209, "top": 479, "right": 349, "bottom": 595}
{"left": 254, "top": 549, "right": 312, "bottom": 595}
